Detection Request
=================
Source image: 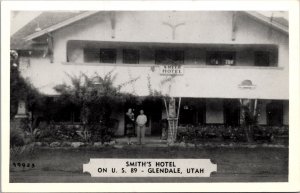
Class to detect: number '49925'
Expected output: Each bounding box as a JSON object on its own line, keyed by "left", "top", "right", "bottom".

{"left": 12, "top": 162, "right": 35, "bottom": 168}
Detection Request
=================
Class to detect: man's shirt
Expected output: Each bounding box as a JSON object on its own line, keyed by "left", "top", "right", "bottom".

{"left": 136, "top": 114, "right": 147, "bottom": 126}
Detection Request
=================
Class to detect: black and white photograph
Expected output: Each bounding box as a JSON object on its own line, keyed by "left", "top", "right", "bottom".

{"left": 1, "top": 0, "right": 300, "bottom": 192}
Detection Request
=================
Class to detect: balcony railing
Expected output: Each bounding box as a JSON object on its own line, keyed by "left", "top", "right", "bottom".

{"left": 62, "top": 62, "right": 284, "bottom": 70}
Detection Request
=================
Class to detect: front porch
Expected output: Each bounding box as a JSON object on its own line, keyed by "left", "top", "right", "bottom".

{"left": 113, "top": 123, "right": 288, "bottom": 146}
{"left": 12, "top": 96, "right": 289, "bottom": 144}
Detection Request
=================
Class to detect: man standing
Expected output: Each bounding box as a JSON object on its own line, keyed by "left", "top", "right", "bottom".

{"left": 136, "top": 109, "right": 147, "bottom": 145}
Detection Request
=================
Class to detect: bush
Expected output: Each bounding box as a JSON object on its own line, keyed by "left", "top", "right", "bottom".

{"left": 252, "top": 126, "right": 271, "bottom": 141}
{"left": 37, "top": 124, "right": 59, "bottom": 141}
{"left": 88, "top": 119, "right": 119, "bottom": 143}
{"left": 10, "top": 128, "right": 25, "bottom": 147}
{"left": 10, "top": 143, "right": 35, "bottom": 159}
{"left": 177, "top": 124, "right": 250, "bottom": 143}
{"left": 37, "top": 123, "right": 83, "bottom": 142}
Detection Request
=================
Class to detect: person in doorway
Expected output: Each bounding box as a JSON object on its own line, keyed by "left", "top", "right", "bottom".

{"left": 125, "top": 108, "right": 135, "bottom": 145}
{"left": 136, "top": 109, "right": 147, "bottom": 145}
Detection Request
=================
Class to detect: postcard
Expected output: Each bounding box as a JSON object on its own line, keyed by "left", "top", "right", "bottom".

{"left": 1, "top": 0, "right": 300, "bottom": 192}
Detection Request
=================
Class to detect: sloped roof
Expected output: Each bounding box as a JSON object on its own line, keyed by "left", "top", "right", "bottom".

{"left": 11, "top": 11, "right": 89, "bottom": 50}
{"left": 273, "top": 17, "right": 289, "bottom": 27}
{"left": 244, "top": 11, "right": 288, "bottom": 34}
{"left": 11, "top": 11, "right": 289, "bottom": 51}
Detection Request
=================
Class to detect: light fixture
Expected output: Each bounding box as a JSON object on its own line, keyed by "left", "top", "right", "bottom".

{"left": 238, "top": 79, "right": 256, "bottom": 89}
{"left": 34, "top": 21, "right": 42, "bottom": 32}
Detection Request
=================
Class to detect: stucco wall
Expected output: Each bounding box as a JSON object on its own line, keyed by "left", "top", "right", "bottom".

{"left": 51, "top": 12, "right": 288, "bottom": 68}
{"left": 283, "top": 100, "right": 289, "bottom": 125}
{"left": 19, "top": 11, "right": 289, "bottom": 99}
{"left": 19, "top": 57, "right": 288, "bottom": 100}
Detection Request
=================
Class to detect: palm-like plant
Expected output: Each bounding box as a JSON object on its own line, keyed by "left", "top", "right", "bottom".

{"left": 54, "top": 70, "right": 123, "bottom": 123}
{"left": 54, "top": 70, "right": 137, "bottom": 142}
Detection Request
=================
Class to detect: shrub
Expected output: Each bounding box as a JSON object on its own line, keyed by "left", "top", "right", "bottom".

{"left": 10, "top": 143, "right": 35, "bottom": 159}
{"left": 10, "top": 128, "right": 25, "bottom": 147}
{"left": 37, "top": 124, "right": 59, "bottom": 142}
{"left": 37, "top": 123, "right": 83, "bottom": 142}
{"left": 88, "top": 119, "right": 119, "bottom": 143}
{"left": 24, "top": 128, "right": 41, "bottom": 143}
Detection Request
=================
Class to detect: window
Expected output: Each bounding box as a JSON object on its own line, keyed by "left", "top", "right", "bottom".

{"left": 100, "top": 49, "right": 116, "bottom": 63}
{"left": 255, "top": 51, "right": 270, "bottom": 66}
{"left": 266, "top": 101, "right": 283, "bottom": 126}
{"left": 179, "top": 105, "right": 195, "bottom": 125}
{"left": 84, "top": 49, "right": 99, "bottom": 63}
{"left": 179, "top": 100, "right": 206, "bottom": 126}
{"left": 123, "top": 49, "right": 139, "bottom": 64}
{"left": 206, "top": 51, "right": 236, "bottom": 65}
{"left": 155, "top": 50, "right": 184, "bottom": 65}
{"left": 83, "top": 48, "right": 117, "bottom": 63}
{"left": 223, "top": 99, "right": 240, "bottom": 126}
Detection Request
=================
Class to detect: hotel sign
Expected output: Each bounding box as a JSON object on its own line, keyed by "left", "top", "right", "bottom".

{"left": 159, "top": 65, "right": 184, "bottom": 75}
{"left": 84, "top": 158, "right": 217, "bottom": 177}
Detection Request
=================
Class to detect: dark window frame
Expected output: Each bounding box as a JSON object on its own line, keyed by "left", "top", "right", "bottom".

{"left": 155, "top": 50, "right": 184, "bottom": 65}
{"left": 83, "top": 48, "right": 100, "bottom": 63}
{"left": 123, "top": 49, "right": 140, "bottom": 64}
{"left": 266, "top": 101, "right": 283, "bottom": 126}
{"left": 100, "top": 49, "right": 117, "bottom": 63}
{"left": 206, "top": 51, "right": 236, "bottom": 66}
{"left": 254, "top": 51, "right": 270, "bottom": 67}
{"left": 223, "top": 99, "right": 240, "bottom": 126}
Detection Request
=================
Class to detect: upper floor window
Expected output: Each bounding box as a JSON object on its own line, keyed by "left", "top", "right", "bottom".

{"left": 84, "top": 48, "right": 99, "bottom": 63}
{"left": 83, "top": 48, "right": 117, "bottom": 63}
{"left": 123, "top": 49, "right": 139, "bottom": 64}
{"left": 255, "top": 51, "right": 270, "bottom": 66}
{"left": 155, "top": 50, "right": 184, "bottom": 65}
{"left": 206, "top": 51, "right": 236, "bottom": 65}
{"left": 100, "top": 49, "right": 116, "bottom": 63}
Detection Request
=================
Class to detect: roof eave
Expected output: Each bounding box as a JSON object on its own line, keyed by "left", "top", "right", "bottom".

{"left": 23, "top": 11, "right": 98, "bottom": 41}
{"left": 23, "top": 11, "right": 288, "bottom": 43}
{"left": 245, "top": 11, "right": 289, "bottom": 35}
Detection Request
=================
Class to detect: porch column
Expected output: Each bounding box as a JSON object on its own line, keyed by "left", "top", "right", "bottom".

{"left": 15, "top": 100, "right": 27, "bottom": 119}
{"left": 13, "top": 100, "right": 29, "bottom": 132}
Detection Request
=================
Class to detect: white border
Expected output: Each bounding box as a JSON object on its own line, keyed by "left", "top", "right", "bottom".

{"left": 1, "top": 1, "right": 300, "bottom": 192}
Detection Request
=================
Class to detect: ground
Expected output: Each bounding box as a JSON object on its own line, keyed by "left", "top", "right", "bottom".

{"left": 10, "top": 145, "right": 288, "bottom": 182}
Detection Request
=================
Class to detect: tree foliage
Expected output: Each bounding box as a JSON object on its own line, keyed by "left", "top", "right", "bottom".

{"left": 239, "top": 99, "right": 261, "bottom": 142}
{"left": 54, "top": 70, "right": 134, "bottom": 124}
{"left": 10, "top": 50, "right": 44, "bottom": 119}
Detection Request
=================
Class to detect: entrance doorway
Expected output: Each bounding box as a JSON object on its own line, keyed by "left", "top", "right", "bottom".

{"left": 266, "top": 101, "right": 283, "bottom": 126}
{"left": 141, "top": 98, "right": 163, "bottom": 136}
{"left": 179, "top": 98, "right": 206, "bottom": 126}
{"left": 223, "top": 99, "right": 240, "bottom": 126}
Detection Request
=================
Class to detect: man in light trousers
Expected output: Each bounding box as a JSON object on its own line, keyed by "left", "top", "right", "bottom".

{"left": 136, "top": 109, "right": 147, "bottom": 145}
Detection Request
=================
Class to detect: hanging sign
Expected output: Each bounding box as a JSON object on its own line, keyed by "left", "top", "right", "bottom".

{"left": 160, "top": 65, "right": 184, "bottom": 75}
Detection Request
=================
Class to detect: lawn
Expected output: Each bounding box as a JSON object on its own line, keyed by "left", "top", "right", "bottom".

{"left": 10, "top": 146, "right": 288, "bottom": 182}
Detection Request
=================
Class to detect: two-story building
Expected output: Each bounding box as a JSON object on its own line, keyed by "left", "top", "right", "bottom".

{"left": 11, "top": 11, "right": 289, "bottom": 136}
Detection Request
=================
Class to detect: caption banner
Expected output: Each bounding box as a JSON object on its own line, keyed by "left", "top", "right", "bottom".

{"left": 83, "top": 159, "right": 217, "bottom": 177}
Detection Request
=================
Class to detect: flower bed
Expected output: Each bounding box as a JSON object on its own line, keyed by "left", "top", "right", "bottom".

{"left": 177, "top": 125, "right": 288, "bottom": 143}
{"left": 30, "top": 120, "right": 119, "bottom": 143}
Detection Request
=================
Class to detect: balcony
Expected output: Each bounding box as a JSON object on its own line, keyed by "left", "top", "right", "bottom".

{"left": 59, "top": 61, "right": 288, "bottom": 100}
